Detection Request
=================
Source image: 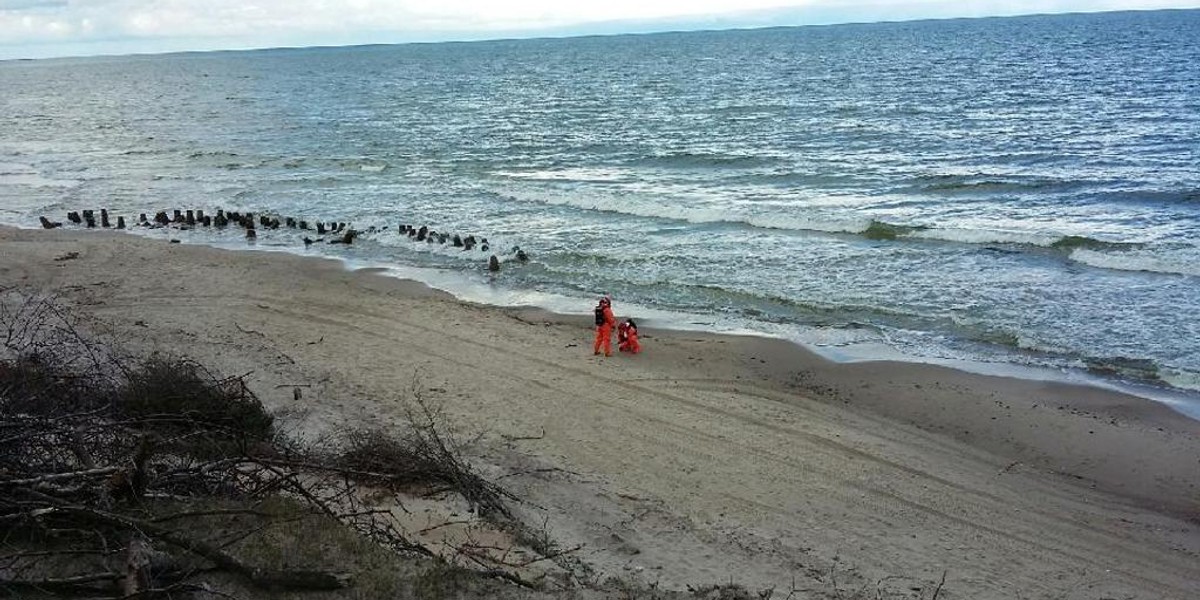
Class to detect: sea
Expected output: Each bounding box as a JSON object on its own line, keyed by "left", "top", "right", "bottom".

{"left": 2, "top": 10, "right": 1199, "bottom": 415}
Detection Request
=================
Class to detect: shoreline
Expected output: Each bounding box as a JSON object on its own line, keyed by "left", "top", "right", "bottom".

{"left": 3, "top": 225, "right": 1199, "bottom": 598}
{"left": 12, "top": 219, "right": 1200, "bottom": 422}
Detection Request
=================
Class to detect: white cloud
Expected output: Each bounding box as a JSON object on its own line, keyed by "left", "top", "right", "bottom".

{"left": 0, "top": 0, "right": 68, "bottom": 9}
{"left": 0, "top": 0, "right": 813, "bottom": 44}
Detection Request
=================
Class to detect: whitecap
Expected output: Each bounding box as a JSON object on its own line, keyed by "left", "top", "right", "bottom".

{"left": 1069, "top": 247, "right": 1200, "bottom": 277}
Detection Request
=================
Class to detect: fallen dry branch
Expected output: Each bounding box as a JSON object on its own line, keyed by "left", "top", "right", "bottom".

{"left": 0, "top": 289, "right": 582, "bottom": 597}
{"left": 931, "top": 570, "right": 947, "bottom": 600}
{"left": 334, "top": 405, "right": 518, "bottom": 519}
{"left": 0, "top": 466, "right": 123, "bottom": 487}
{"left": 0, "top": 571, "right": 123, "bottom": 595}
{"left": 81, "top": 506, "right": 352, "bottom": 592}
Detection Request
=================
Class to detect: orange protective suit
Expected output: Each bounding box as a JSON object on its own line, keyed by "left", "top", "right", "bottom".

{"left": 593, "top": 302, "right": 616, "bottom": 356}
{"left": 619, "top": 321, "right": 641, "bottom": 354}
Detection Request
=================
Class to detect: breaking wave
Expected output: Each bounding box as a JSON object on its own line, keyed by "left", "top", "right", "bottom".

{"left": 502, "top": 189, "right": 873, "bottom": 234}
{"left": 1048, "top": 235, "right": 1143, "bottom": 252}
{"left": 1067, "top": 247, "right": 1200, "bottom": 277}
{"left": 504, "top": 189, "right": 1199, "bottom": 276}
{"left": 630, "top": 151, "right": 780, "bottom": 170}
{"left": 909, "top": 227, "right": 1058, "bottom": 246}
{"left": 915, "top": 175, "right": 1064, "bottom": 194}
{"left": 185, "top": 151, "right": 390, "bottom": 174}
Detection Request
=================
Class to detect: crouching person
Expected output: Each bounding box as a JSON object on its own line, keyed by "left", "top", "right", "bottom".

{"left": 617, "top": 318, "right": 641, "bottom": 354}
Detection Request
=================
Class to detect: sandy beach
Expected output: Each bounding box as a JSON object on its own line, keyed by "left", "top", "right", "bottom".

{"left": 2, "top": 225, "right": 1198, "bottom": 599}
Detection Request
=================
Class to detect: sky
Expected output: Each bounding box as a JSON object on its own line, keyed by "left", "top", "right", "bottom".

{"left": 1, "top": 0, "right": 1197, "bottom": 60}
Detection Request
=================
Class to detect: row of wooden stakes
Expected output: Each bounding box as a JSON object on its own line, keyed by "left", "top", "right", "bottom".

{"left": 40, "top": 208, "right": 530, "bottom": 272}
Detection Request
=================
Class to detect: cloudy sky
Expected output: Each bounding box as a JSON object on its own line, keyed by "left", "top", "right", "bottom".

{"left": 1, "top": 0, "right": 1197, "bottom": 59}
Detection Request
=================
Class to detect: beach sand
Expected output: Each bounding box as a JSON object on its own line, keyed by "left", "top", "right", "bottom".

{"left": 2, "top": 225, "right": 1198, "bottom": 599}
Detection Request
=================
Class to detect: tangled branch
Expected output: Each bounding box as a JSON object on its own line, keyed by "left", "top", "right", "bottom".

{"left": 0, "top": 289, "right": 550, "bottom": 597}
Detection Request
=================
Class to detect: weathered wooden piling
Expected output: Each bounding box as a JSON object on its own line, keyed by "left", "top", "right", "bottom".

{"left": 330, "top": 229, "right": 358, "bottom": 245}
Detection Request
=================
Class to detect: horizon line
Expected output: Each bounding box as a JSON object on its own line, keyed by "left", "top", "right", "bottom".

{"left": 2, "top": 6, "right": 1195, "bottom": 63}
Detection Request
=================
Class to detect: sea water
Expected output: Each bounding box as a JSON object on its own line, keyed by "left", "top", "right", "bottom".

{"left": 2, "top": 10, "right": 1198, "bottom": 405}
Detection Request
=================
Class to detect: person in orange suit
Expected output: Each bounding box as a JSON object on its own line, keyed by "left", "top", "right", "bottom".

{"left": 593, "top": 296, "right": 616, "bottom": 356}
{"left": 618, "top": 318, "right": 641, "bottom": 354}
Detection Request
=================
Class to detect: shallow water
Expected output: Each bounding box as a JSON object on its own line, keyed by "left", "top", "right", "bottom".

{"left": 2, "top": 10, "right": 1198, "bottom": 400}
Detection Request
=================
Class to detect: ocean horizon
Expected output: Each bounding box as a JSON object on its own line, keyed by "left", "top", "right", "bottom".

{"left": 3, "top": 9, "right": 1198, "bottom": 410}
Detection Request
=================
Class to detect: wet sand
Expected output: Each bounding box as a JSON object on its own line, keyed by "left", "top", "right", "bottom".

{"left": 2, "top": 225, "right": 1198, "bottom": 599}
